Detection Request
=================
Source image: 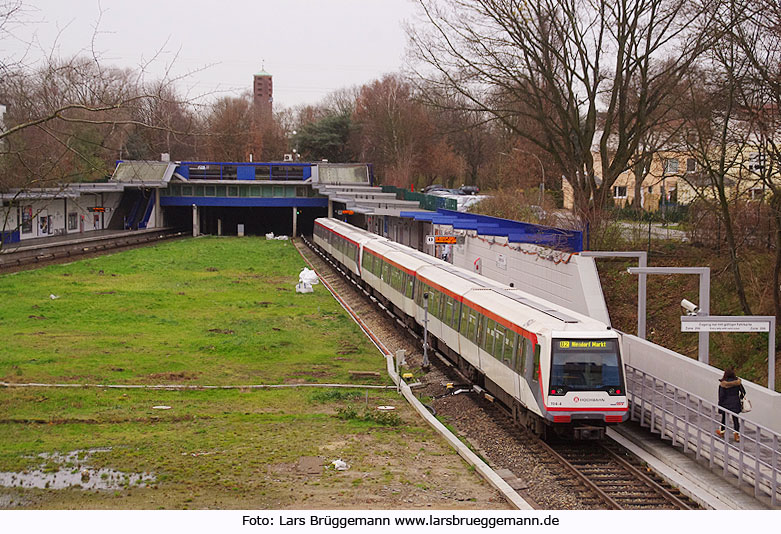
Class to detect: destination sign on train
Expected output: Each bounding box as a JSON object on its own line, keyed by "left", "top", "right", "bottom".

{"left": 557, "top": 340, "right": 609, "bottom": 349}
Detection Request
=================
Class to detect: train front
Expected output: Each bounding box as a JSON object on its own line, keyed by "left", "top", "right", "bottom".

{"left": 544, "top": 335, "right": 629, "bottom": 439}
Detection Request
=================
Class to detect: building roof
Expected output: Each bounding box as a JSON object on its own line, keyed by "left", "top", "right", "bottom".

{"left": 111, "top": 161, "right": 177, "bottom": 187}
{"left": 254, "top": 69, "right": 272, "bottom": 77}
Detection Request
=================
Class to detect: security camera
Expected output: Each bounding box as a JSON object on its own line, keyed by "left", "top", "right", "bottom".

{"left": 681, "top": 299, "right": 700, "bottom": 315}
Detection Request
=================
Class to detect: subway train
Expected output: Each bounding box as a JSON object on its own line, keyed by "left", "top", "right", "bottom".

{"left": 312, "top": 217, "right": 628, "bottom": 439}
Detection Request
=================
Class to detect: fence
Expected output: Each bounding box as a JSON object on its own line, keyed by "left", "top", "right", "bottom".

{"left": 380, "top": 186, "right": 458, "bottom": 211}
{"left": 625, "top": 364, "right": 781, "bottom": 505}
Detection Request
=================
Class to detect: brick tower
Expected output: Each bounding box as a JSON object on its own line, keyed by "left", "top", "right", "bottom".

{"left": 253, "top": 69, "right": 273, "bottom": 116}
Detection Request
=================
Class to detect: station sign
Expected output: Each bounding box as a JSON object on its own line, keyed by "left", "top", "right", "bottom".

{"left": 337, "top": 210, "right": 354, "bottom": 215}
{"left": 425, "top": 235, "right": 463, "bottom": 245}
{"left": 681, "top": 318, "right": 770, "bottom": 332}
{"left": 88, "top": 207, "right": 106, "bottom": 213}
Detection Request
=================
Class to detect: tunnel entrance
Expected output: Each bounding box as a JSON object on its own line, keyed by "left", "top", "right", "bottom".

{"left": 195, "top": 206, "right": 328, "bottom": 237}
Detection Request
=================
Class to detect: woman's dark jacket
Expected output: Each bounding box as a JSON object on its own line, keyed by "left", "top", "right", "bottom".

{"left": 718, "top": 378, "right": 745, "bottom": 413}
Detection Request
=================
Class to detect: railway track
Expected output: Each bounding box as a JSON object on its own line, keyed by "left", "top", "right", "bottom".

{"left": 0, "top": 229, "right": 187, "bottom": 272}
{"left": 542, "top": 439, "right": 692, "bottom": 509}
{"left": 297, "top": 236, "right": 698, "bottom": 510}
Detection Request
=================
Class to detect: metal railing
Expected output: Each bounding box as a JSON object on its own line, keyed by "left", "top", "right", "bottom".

{"left": 380, "top": 186, "right": 458, "bottom": 211}
{"left": 625, "top": 364, "right": 781, "bottom": 506}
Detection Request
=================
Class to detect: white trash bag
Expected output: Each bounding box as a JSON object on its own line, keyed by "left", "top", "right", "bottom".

{"left": 265, "top": 232, "right": 275, "bottom": 240}
{"left": 299, "top": 267, "right": 319, "bottom": 285}
{"left": 331, "top": 459, "right": 350, "bottom": 471}
{"left": 296, "top": 282, "right": 313, "bottom": 294}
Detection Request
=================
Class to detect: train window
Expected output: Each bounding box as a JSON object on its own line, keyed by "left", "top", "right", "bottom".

{"left": 406, "top": 274, "right": 414, "bottom": 299}
{"left": 494, "top": 325, "right": 506, "bottom": 360}
{"left": 430, "top": 291, "right": 441, "bottom": 318}
{"left": 503, "top": 331, "right": 516, "bottom": 368}
{"left": 480, "top": 318, "right": 494, "bottom": 352}
{"left": 550, "top": 339, "right": 621, "bottom": 391}
{"left": 382, "top": 262, "right": 390, "bottom": 283}
{"left": 466, "top": 310, "right": 478, "bottom": 342}
{"left": 516, "top": 337, "right": 527, "bottom": 374}
{"left": 444, "top": 297, "right": 454, "bottom": 327}
{"left": 452, "top": 301, "right": 462, "bottom": 330}
{"left": 460, "top": 306, "right": 469, "bottom": 335}
{"left": 363, "top": 253, "right": 371, "bottom": 273}
{"left": 533, "top": 343, "right": 541, "bottom": 382}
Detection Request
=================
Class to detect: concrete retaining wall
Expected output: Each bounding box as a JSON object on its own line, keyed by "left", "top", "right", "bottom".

{"left": 446, "top": 230, "right": 611, "bottom": 324}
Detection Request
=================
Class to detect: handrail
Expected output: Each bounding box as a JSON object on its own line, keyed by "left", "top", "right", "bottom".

{"left": 625, "top": 364, "right": 780, "bottom": 506}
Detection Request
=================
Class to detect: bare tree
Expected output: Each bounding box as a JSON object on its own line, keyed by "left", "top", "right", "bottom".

{"left": 729, "top": 0, "right": 781, "bottom": 318}
{"left": 408, "top": 0, "right": 717, "bottom": 228}
{"left": 0, "top": 4, "right": 203, "bottom": 250}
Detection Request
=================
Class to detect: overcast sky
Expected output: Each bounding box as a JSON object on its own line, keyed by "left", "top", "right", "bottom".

{"left": 6, "top": 0, "right": 421, "bottom": 109}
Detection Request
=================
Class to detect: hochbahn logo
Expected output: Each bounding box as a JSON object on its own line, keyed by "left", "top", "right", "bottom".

{"left": 573, "top": 396, "right": 602, "bottom": 403}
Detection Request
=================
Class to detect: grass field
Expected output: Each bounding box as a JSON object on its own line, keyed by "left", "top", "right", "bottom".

{"left": 0, "top": 238, "right": 502, "bottom": 510}
{"left": 0, "top": 237, "right": 380, "bottom": 385}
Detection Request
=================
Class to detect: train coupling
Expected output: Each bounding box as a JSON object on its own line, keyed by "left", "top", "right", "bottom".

{"left": 573, "top": 425, "right": 606, "bottom": 440}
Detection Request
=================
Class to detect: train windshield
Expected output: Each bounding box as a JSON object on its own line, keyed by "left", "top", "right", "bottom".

{"left": 550, "top": 339, "right": 621, "bottom": 391}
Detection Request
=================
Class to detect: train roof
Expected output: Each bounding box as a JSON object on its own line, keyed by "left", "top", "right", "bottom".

{"left": 416, "top": 265, "right": 482, "bottom": 297}
{"left": 318, "top": 217, "right": 609, "bottom": 332}
{"left": 316, "top": 218, "right": 374, "bottom": 246}
{"left": 464, "top": 288, "right": 612, "bottom": 336}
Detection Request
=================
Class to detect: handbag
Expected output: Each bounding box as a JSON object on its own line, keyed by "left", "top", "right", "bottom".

{"left": 741, "top": 397, "right": 752, "bottom": 413}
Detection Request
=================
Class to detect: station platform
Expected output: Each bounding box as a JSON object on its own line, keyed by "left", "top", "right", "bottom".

{"left": 609, "top": 421, "right": 775, "bottom": 509}
{"left": 0, "top": 228, "right": 171, "bottom": 254}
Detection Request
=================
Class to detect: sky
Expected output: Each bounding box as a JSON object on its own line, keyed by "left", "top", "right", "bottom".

{"left": 5, "top": 0, "right": 422, "bottom": 109}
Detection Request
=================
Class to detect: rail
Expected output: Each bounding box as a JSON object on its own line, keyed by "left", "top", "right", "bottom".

{"left": 625, "top": 364, "right": 781, "bottom": 505}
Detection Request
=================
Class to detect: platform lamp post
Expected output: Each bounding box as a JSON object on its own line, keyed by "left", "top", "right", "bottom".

{"left": 581, "top": 251, "right": 647, "bottom": 339}
{"left": 627, "top": 266, "right": 710, "bottom": 363}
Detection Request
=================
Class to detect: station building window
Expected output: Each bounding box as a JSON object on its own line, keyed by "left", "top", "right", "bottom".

{"left": 228, "top": 186, "right": 239, "bottom": 197}
{"left": 181, "top": 185, "right": 193, "bottom": 196}
{"left": 68, "top": 212, "right": 78, "bottom": 231}
{"left": 194, "top": 185, "right": 205, "bottom": 196}
{"left": 222, "top": 165, "right": 237, "bottom": 180}
{"left": 205, "top": 185, "right": 216, "bottom": 196}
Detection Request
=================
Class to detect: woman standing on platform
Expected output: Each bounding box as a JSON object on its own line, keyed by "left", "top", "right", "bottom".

{"left": 716, "top": 367, "right": 745, "bottom": 442}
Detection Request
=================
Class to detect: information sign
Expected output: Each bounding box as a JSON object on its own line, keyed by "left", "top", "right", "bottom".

{"left": 497, "top": 253, "right": 507, "bottom": 270}
{"left": 426, "top": 235, "right": 462, "bottom": 245}
{"left": 681, "top": 319, "right": 770, "bottom": 332}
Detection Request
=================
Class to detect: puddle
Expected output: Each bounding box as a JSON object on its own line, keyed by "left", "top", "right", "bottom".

{"left": 0, "top": 448, "right": 155, "bottom": 491}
